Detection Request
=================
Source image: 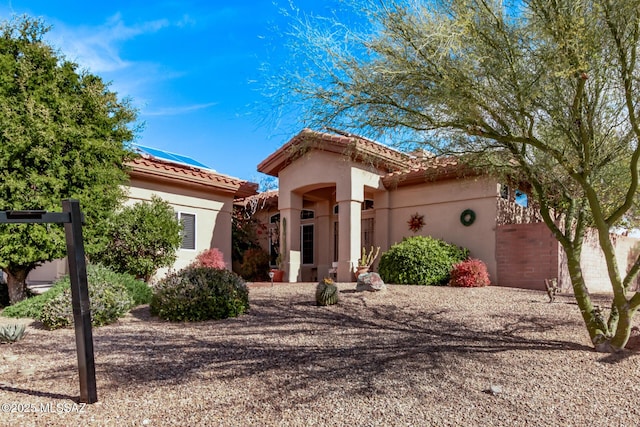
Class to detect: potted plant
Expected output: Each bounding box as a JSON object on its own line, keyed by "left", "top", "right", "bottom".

{"left": 270, "top": 254, "right": 285, "bottom": 282}
{"left": 355, "top": 246, "right": 380, "bottom": 278}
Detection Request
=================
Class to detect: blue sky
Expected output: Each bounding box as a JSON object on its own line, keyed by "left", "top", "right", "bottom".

{"left": 0, "top": 1, "right": 344, "bottom": 183}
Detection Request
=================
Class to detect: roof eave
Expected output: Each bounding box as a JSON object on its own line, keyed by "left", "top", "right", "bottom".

{"left": 128, "top": 158, "right": 257, "bottom": 197}
{"left": 257, "top": 128, "right": 416, "bottom": 176}
{"left": 382, "top": 163, "right": 480, "bottom": 188}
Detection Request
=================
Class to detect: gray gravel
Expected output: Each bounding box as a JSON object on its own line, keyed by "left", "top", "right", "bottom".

{"left": 1, "top": 283, "right": 639, "bottom": 426}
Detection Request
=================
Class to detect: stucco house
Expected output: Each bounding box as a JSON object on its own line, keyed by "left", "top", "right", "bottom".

{"left": 28, "top": 146, "right": 257, "bottom": 283}
{"left": 249, "top": 128, "right": 640, "bottom": 292}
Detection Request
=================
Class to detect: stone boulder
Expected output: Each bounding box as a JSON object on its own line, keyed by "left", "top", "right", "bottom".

{"left": 356, "top": 272, "right": 387, "bottom": 292}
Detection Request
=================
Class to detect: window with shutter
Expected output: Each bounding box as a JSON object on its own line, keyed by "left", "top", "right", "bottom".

{"left": 177, "top": 212, "right": 196, "bottom": 250}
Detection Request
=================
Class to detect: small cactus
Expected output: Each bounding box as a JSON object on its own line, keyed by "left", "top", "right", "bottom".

{"left": 0, "top": 323, "right": 27, "bottom": 343}
{"left": 357, "top": 246, "right": 381, "bottom": 268}
{"left": 316, "top": 278, "right": 339, "bottom": 306}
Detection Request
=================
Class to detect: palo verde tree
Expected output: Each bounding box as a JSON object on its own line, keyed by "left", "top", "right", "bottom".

{"left": 0, "top": 16, "right": 137, "bottom": 304}
{"left": 268, "top": 0, "right": 640, "bottom": 352}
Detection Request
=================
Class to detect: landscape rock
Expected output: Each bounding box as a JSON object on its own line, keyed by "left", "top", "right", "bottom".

{"left": 356, "top": 272, "right": 387, "bottom": 292}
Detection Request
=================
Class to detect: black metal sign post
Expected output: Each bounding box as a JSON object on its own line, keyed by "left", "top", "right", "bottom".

{"left": 0, "top": 199, "right": 97, "bottom": 403}
{"left": 62, "top": 199, "right": 97, "bottom": 404}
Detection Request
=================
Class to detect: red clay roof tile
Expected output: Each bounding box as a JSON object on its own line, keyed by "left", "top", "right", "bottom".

{"left": 128, "top": 156, "right": 258, "bottom": 197}
{"left": 257, "top": 128, "right": 471, "bottom": 188}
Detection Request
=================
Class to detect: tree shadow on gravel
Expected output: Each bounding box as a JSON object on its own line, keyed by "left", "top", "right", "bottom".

{"left": 56, "top": 289, "right": 595, "bottom": 405}
{"left": 5, "top": 288, "right": 602, "bottom": 407}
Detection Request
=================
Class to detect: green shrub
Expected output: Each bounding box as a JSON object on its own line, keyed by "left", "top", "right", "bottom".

{"left": 1, "top": 265, "right": 150, "bottom": 322}
{"left": 38, "top": 291, "right": 74, "bottom": 330}
{"left": 121, "top": 276, "right": 153, "bottom": 306}
{"left": 1, "top": 281, "right": 67, "bottom": 319}
{"left": 378, "top": 236, "right": 468, "bottom": 285}
{"left": 239, "top": 247, "right": 270, "bottom": 282}
{"left": 150, "top": 266, "right": 249, "bottom": 322}
{"left": 39, "top": 265, "right": 135, "bottom": 329}
{"left": 92, "top": 196, "right": 182, "bottom": 281}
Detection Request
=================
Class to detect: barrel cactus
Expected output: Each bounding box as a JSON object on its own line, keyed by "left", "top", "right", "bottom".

{"left": 316, "top": 277, "right": 339, "bottom": 306}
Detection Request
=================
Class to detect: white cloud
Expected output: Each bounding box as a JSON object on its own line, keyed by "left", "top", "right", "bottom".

{"left": 142, "top": 102, "right": 218, "bottom": 117}
{"left": 48, "top": 13, "right": 169, "bottom": 73}
{"left": 176, "top": 14, "right": 196, "bottom": 28}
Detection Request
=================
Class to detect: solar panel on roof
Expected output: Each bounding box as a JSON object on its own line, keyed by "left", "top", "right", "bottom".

{"left": 132, "top": 144, "right": 214, "bottom": 171}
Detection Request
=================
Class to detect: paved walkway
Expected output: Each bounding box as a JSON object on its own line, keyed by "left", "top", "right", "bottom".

{"left": 27, "top": 281, "right": 54, "bottom": 294}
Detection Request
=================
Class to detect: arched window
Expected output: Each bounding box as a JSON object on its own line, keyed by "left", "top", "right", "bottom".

{"left": 300, "top": 209, "right": 315, "bottom": 220}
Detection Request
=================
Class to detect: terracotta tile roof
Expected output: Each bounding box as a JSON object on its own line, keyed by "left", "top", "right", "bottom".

{"left": 382, "top": 156, "right": 478, "bottom": 188}
{"left": 258, "top": 128, "right": 422, "bottom": 176}
{"left": 257, "top": 128, "right": 477, "bottom": 191}
{"left": 128, "top": 156, "right": 258, "bottom": 197}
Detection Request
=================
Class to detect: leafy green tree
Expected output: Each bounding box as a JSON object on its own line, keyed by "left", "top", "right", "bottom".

{"left": 93, "top": 196, "right": 182, "bottom": 282}
{"left": 0, "top": 16, "right": 137, "bottom": 304}
{"left": 271, "top": 0, "right": 640, "bottom": 352}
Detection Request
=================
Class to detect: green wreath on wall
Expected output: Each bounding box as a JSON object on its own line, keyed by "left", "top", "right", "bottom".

{"left": 460, "top": 209, "right": 476, "bottom": 226}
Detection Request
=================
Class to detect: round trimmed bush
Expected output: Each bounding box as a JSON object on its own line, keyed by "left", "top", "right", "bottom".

{"left": 449, "top": 258, "right": 490, "bottom": 287}
{"left": 378, "top": 236, "right": 468, "bottom": 285}
{"left": 150, "top": 266, "right": 249, "bottom": 322}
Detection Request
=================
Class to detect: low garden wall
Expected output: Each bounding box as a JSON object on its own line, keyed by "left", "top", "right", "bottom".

{"left": 496, "top": 222, "right": 640, "bottom": 293}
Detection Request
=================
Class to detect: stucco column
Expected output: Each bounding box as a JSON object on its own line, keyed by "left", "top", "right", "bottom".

{"left": 279, "top": 191, "right": 302, "bottom": 282}
{"left": 374, "top": 191, "right": 391, "bottom": 253}
{"left": 336, "top": 173, "right": 365, "bottom": 282}
{"left": 337, "top": 200, "right": 362, "bottom": 282}
{"left": 315, "top": 200, "right": 332, "bottom": 279}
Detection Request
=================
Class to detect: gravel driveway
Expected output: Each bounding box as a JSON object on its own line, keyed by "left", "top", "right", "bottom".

{"left": 1, "top": 283, "right": 639, "bottom": 426}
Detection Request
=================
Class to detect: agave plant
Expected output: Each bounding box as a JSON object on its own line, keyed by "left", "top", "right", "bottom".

{"left": 0, "top": 323, "right": 27, "bottom": 343}
{"left": 316, "top": 278, "right": 339, "bottom": 306}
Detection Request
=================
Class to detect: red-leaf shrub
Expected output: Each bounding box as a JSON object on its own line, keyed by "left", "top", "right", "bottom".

{"left": 449, "top": 258, "right": 490, "bottom": 287}
{"left": 192, "top": 248, "right": 226, "bottom": 270}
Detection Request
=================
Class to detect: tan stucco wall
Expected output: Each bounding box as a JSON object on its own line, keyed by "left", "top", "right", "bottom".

{"left": 29, "top": 180, "right": 234, "bottom": 284}
{"left": 270, "top": 149, "right": 501, "bottom": 282}
{"left": 559, "top": 230, "right": 640, "bottom": 293}
{"left": 379, "top": 177, "right": 499, "bottom": 282}
{"left": 27, "top": 259, "right": 68, "bottom": 283}
{"left": 126, "top": 178, "right": 234, "bottom": 279}
{"left": 278, "top": 149, "right": 385, "bottom": 281}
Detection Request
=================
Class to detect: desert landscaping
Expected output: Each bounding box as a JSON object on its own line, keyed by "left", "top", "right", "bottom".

{"left": 1, "top": 283, "right": 639, "bottom": 427}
